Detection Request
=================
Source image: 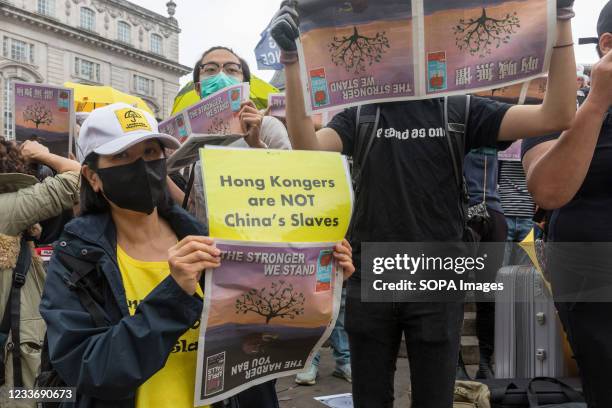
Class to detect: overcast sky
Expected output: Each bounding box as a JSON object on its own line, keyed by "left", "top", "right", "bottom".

{"left": 131, "top": 0, "right": 608, "bottom": 85}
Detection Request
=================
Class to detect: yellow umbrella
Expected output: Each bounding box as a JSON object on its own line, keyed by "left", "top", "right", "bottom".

{"left": 519, "top": 228, "right": 540, "bottom": 272}
{"left": 519, "top": 228, "right": 552, "bottom": 292}
{"left": 171, "top": 75, "right": 278, "bottom": 115}
{"left": 64, "top": 82, "right": 153, "bottom": 114}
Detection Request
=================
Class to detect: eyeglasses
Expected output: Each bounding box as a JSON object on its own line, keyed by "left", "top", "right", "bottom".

{"left": 199, "top": 62, "right": 243, "bottom": 78}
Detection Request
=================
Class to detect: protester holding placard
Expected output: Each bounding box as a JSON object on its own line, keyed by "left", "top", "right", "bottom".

{"left": 193, "top": 147, "right": 355, "bottom": 406}
{"left": 271, "top": 1, "right": 577, "bottom": 406}
{"left": 193, "top": 46, "right": 290, "bottom": 150}
{"left": 522, "top": 3, "right": 612, "bottom": 405}
{"left": 188, "top": 47, "right": 292, "bottom": 218}
{"left": 39, "top": 101, "right": 336, "bottom": 408}
{"left": 187, "top": 46, "right": 290, "bottom": 406}
{"left": 38, "top": 104, "right": 218, "bottom": 408}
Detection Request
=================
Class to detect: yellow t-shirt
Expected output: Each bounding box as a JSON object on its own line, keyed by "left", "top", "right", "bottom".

{"left": 117, "top": 246, "right": 208, "bottom": 408}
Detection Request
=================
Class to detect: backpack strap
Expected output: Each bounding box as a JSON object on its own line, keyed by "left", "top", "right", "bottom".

{"left": 35, "top": 249, "right": 108, "bottom": 393}
{"left": 182, "top": 162, "right": 197, "bottom": 210}
{"left": 0, "top": 234, "right": 32, "bottom": 387}
{"left": 56, "top": 251, "right": 107, "bottom": 328}
{"left": 347, "top": 104, "right": 380, "bottom": 240}
{"left": 444, "top": 95, "right": 471, "bottom": 227}
{"left": 351, "top": 104, "right": 381, "bottom": 196}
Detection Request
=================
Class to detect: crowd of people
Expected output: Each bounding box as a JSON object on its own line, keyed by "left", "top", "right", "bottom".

{"left": 1, "top": 0, "right": 611, "bottom": 407}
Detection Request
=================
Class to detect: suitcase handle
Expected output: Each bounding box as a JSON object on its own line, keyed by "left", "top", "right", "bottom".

{"left": 527, "top": 377, "right": 584, "bottom": 407}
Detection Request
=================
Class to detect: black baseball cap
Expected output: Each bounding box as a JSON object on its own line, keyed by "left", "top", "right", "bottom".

{"left": 579, "top": 0, "right": 612, "bottom": 44}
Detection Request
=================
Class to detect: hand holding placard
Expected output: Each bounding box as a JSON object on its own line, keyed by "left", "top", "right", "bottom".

{"left": 168, "top": 236, "right": 221, "bottom": 296}
{"left": 334, "top": 239, "right": 355, "bottom": 280}
{"left": 270, "top": 1, "right": 300, "bottom": 63}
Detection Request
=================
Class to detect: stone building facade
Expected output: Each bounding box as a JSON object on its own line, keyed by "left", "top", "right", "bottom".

{"left": 0, "top": 0, "right": 191, "bottom": 138}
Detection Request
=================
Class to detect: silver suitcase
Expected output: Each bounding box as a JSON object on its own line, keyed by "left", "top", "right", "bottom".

{"left": 494, "top": 265, "right": 569, "bottom": 379}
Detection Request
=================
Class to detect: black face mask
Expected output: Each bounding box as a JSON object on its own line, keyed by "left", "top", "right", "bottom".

{"left": 97, "top": 158, "right": 167, "bottom": 215}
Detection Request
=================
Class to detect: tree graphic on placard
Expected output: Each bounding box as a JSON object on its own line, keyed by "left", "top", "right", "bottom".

{"left": 235, "top": 280, "right": 305, "bottom": 324}
{"left": 207, "top": 116, "right": 230, "bottom": 135}
{"left": 328, "top": 26, "right": 390, "bottom": 74}
{"left": 23, "top": 103, "right": 53, "bottom": 128}
{"left": 453, "top": 8, "right": 521, "bottom": 58}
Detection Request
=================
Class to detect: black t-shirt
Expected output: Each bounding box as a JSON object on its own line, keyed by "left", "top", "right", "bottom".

{"left": 522, "top": 110, "right": 612, "bottom": 242}
{"left": 327, "top": 97, "right": 511, "bottom": 247}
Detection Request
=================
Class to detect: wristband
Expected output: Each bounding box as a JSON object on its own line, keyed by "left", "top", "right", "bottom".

{"left": 280, "top": 50, "right": 299, "bottom": 65}
{"left": 553, "top": 43, "right": 574, "bottom": 49}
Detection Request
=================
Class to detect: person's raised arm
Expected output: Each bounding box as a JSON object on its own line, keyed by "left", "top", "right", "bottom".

{"left": 271, "top": 1, "right": 343, "bottom": 152}
{"left": 0, "top": 140, "right": 81, "bottom": 235}
{"left": 523, "top": 45, "right": 612, "bottom": 209}
{"left": 20, "top": 140, "right": 81, "bottom": 173}
{"left": 498, "top": 5, "right": 577, "bottom": 141}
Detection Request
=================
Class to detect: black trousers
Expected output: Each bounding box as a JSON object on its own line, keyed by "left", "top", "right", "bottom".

{"left": 555, "top": 301, "right": 612, "bottom": 408}
{"left": 345, "top": 278, "right": 464, "bottom": 408}
{"left": 547, "top": 243, "right": 612, "bottom": 408}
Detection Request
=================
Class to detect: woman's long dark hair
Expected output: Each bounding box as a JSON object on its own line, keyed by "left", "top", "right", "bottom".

{"left": 79, "top": 152, "right": 174, "bottom": 216}
{"left": 0, "top": 137, "right": 37, "bottom": 176}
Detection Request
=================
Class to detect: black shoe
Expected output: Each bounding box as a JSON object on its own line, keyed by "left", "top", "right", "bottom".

{"left": 475, "top": 352, "right": 495, "bottom": 379}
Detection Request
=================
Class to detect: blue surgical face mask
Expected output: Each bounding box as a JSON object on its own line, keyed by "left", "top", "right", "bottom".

{"left": 199, "top": 73, "right": 241, "bottom": 99}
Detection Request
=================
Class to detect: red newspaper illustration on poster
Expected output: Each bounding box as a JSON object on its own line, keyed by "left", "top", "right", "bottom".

{"left": 198, "top": 242, "right": 342, "bottom": 404}
{"left": 268, "top": 93, "right": 287, "bottom": 118}
{"left": 158, "top": 111, "right": 190, "bottom": 143}
{"left": 298, "top": 0, "right": 415, "bottom": 114}
{"left": 12, "top": 82, "right": 74, "bottom": 157}
{"left": 164, "top": 83, "right": 250, "bottom": 172}
{"left": 267, "top": 93, "right": 325, "bottom": 126}
{"left": 187, "top": 83, "right": 249, "bottom": 136}
{"left": 194, "top": 147, "right": 353, "bottom": 405}
{"left": 297, "top": 0, "right": 555, "bottom": 113}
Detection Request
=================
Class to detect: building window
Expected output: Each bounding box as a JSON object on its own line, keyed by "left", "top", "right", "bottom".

{"left": 134, "top": 75, "right": 154, "bottom": 96}
{"left": 80, "top": 7, "right": 95, "bottom": 31}
{"left": 37, "top": 0, "right": 55, "bottom": 16}
{"left": 74, "top": 57, "right": 101, "bottom": 82}
{"left": 117, "top": 21, "right": 131, "bottom": 44}
{"left": 3, "top": 79, "right": 16, "bottom": 139}
{"left": 150, "top": 34, "right": 162, "bottom": 55}
{"left": 2, "top": 37, "right": 35, "bottom": 64}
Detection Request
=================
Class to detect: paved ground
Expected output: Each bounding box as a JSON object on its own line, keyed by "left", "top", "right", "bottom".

{"left": 276, "top": 347, "right": 411, "bottom": 408}
{"left": 276, "top": 346, "right": 479, "bottom": 407}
